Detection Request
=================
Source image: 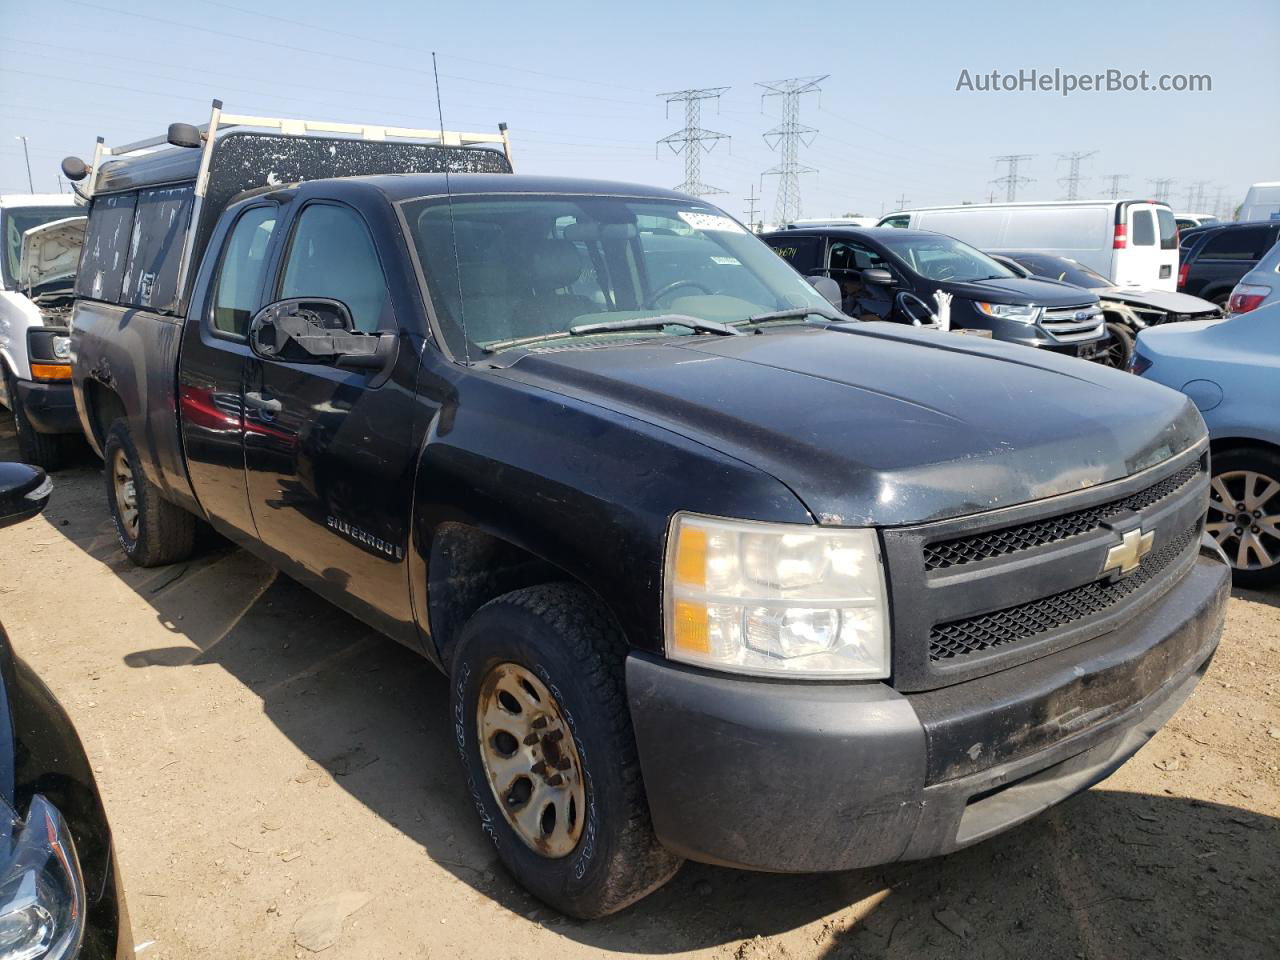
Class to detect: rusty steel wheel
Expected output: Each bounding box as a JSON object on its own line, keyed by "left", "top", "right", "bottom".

{"left": 111, "top": 447, "right": 140, "bottom": 542}
{"left": 476, "top": 662, "right": 585, "bottom": 858}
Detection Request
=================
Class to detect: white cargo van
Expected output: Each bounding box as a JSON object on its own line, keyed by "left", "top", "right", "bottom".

{"left": 1238, "top": 182, "right": 1280, "bottom": 222}
{"left": 877, "top": 200, "right": 1179, "bottom": 291}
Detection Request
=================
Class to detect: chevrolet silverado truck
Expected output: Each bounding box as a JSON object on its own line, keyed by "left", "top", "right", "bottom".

{"left": 66, "top": 104, "right": 1230, "bottom": 920}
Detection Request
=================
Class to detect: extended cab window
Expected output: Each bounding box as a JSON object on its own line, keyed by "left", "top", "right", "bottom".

{"left": 280, "top": 204, "right": 390, "bottom": 333}
{"left": 1131, "top": 209, "right": 1155, "bottom": 246}
{"left": 1200, "top": 227, "right": 1268, "bottom": 261}
{"left": 76, "top": 193, "right": 137, "bottom": 303}
{"left": 211, "top": 205, "right": 278, "bottom": 337}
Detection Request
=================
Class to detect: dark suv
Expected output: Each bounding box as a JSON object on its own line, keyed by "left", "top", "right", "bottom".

{"left": 1178, "top": 221, "right": 1280, "bottom": 306}
{"left": 763, "top": 227, "right": 1106, "bottom": 357}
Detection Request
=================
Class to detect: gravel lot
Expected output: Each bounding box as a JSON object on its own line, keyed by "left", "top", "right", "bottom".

{"left": 0, "top": 421, "right": 1276, "bottom": 960}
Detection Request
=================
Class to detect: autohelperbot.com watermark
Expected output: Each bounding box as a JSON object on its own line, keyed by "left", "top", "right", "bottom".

{"left": 955, "top": 68, "right": 1211, "bottom": 97}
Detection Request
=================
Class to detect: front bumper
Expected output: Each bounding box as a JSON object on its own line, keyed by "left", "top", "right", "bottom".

{"left": 627, "top": 545, "right": 1228, "bottom": 873}
{"left": 14, "top": 377, "right": 80, "bottom": 435}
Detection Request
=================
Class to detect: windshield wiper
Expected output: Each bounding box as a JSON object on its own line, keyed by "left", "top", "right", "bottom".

{"left": 734, "top": 305, "right": 844, "bottom": 326}
{"left": 482, "top": 314, "right": 743, "bottom": 353}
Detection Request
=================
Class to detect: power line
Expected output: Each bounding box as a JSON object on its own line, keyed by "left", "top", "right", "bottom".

{"left": 991, "top": 154, "right": 1034, "bottom": 202}
{"left": 758, "top": 75, "right": 828, "bottom": 225}
{"left": 656, "top": 87, "right": 730, "bottom": 197}
{"left": 1057, "top": 150, "right": 1096, "bottom": 200}
{"left": 1102, "top": 173, "right": 1127, "bottom": 200}
{"left": 1149, "top": 178, "right": 1175, "bottom": 204}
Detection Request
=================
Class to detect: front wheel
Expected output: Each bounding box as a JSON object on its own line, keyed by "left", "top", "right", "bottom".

{"left": 102, "top": 419, "right": 196, "bottom": 567}
{"left": 4, "top": 369, "right": 63, "bottom": 470}
{"left": 1206, "top": 447, "right": 1280, "bottom": 588}
{"left": 450, "top": 583, "right": 681, "bottom": 918}
{"left": 1095, "top": 322, "right": 1134, "bottom": 369}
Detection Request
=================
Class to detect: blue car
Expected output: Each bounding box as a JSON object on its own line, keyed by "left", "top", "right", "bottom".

{"left": 1133, "top": 303, "right": 1280, "bottom": 586}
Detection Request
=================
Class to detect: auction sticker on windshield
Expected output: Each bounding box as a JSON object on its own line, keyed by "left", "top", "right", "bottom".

{"left": 679, "top": 211, "right": 746, "bottom": 233}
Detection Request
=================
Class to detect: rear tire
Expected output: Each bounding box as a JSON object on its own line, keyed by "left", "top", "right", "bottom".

{"left": 102, "top": 419, "right": 196, "bottom": 567}
{"left": 4, "top": 368, "right": 63, "bottom": 471}
{"left": 1096, "top": 322, "right": 1134, "bottom": 369}
{"left": 1207, "top": 447, "right": 1280, "bottom": 588}
{"left": 450, "top": 583, "right": 681, "bottom": 919}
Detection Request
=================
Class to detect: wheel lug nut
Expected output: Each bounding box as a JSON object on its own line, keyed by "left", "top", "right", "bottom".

{"left": 1234, "top": 527, "right": 1243, "bottom": 535}
{"left": 1254, "top": 510, "right": 1262, "bottom": 518}
{"left": 1236, "top": 503, "right": 1245, "bottom": 511}
{"left": 1252, "top": 525, "right": 1260, "bottom": 534}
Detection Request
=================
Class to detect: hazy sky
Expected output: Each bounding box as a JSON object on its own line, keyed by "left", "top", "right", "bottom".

{"left": 3, "top": 0, "right": 1277, "bottom": 223}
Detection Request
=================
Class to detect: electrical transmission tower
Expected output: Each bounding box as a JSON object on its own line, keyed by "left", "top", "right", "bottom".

{"left": 1186, "top": 179, "right": 1210, "bottom": 211}
{"left": 1058, "top": 150, "right": 1096, "bottom": 200}
{"left": 1102, "top": 173, "right": 1127, "bottom": 200}
{"left": 757, "top": 75, "right": 828, "bottom": 225}
{"left": 1149, "top": 178, "right": 1175, "bottom": 204}
{"left": 656, "top": 87, "right": 730, "bottom": 196}
{"left": 895, "top": 192, "right": 911, "bottom": 211}
{"left": 744, "top": 185, "right": 760, "bottom": 232}
{"left": 992, "top": 154, "right": 1034, "bottom": 202}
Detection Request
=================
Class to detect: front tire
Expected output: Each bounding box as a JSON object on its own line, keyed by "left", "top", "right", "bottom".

{"left": 102, "top": 419, "right": 196, "bottom": 567}
{"left": 1207, "top": 447, "right": 1280, "bottom": 588}
{"left": 4, "top": 368, "right": 63, "bottom": 470}
{"left": 450, "top": 583, "right": 681, "bottom": 918}
{"left": 1096, "top": 322, "right": 1134, "bottom": 369}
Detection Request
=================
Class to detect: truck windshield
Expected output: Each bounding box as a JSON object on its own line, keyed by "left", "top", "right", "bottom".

{"left": 1, "top": 206, "right": 80, "bottom": 290}
{"left": 402, "top": 194, "right": 832, "bottom": 357}
{"left": 876, "top": 233, "right": 1019, "bottom": 283}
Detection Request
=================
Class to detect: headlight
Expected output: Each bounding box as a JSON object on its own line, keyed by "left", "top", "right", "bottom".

{"left": 663, "top": 512, "right": 890, "bottom": 679}
{"left": 975, "top": 301, "right": 1040, "bottom": 324}
{"left": 49, "top": 337, "right": 70, "bottom": 362}
{"left": 0, "top": 796, "right": 85, "bottom": 960}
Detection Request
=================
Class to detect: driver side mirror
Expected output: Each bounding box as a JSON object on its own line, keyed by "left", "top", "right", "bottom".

{"left": 249, "top": 298, "right": 397, "bottom": 374}
{"left": 807, "top": 275, "right": 842, "bottom": 307}
{"left": 0, "top": 463, "right": 51, "bottom": 530}
{"left": 863, "top": 268, "right": 896, "bottom": 286}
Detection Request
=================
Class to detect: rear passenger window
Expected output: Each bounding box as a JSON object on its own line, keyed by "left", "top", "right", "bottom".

{"left": 211, "top": 206, "right": 278, "bottom": 338}
{"left": 1200, "top": 227, "right": 1268, "bottom": 261}
{"left": 122, "top": 185, "right": 195, "bottom": 312}
{"left": 279, "top": 204, "right": 390, "bottom": 333}
{"left": 1131, "top": 210, "right": 1155, "bottom": 246}
{"left": 76, "top": 193, "right": 137, "bottom": 302}
{"left": 764, "top": 236, "right": 822, "bottom": 273}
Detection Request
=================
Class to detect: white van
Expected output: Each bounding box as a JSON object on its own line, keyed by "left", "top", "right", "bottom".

{"left": 877, "top": 200, "right": 1179, "bottom": 291}
{"left": 1238, "top": 182, "right": 1280, "bottom": 223}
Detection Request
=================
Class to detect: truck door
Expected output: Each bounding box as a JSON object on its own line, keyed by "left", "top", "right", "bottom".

{"left": 178, "top": 200, "right": 280, "bottom": 543}
{"left": 1120, "top": 204, "right": 1176, "bottom": 290}
{"left": 824, "top": 239, "right": 895, "bottom": 319}
{"left": 242, "top": 200, "right": 420, "bottom": 636}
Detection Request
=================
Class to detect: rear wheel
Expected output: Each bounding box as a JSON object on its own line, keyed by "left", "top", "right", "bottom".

{"left": 1206, "top": 447, "right": 1280, "bottom": 588}
{"left": 4, "top": 368, "right": 63, "bottom": 470}
{"left": 1095, "top": 322, "right": 1134, "bottom": 369}
{"left": 102, "top": 419, "right": 196, "bottom": 567}
{"left": 450, "top": 583, "right": 681, "bottom": 918}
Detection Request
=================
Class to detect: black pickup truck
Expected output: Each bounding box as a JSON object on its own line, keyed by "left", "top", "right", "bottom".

{"left": 66, "top": 110, "right": 1230, "bottom": 919}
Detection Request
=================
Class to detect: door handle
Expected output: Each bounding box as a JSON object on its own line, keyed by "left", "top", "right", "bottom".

{"left": 244, "top": 391, "right": 282, "bottom": 414}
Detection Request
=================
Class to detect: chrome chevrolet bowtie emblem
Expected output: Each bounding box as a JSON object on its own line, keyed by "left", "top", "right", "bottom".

{"left": 1102, "top": 527, "right": 1154, "bottom": 578}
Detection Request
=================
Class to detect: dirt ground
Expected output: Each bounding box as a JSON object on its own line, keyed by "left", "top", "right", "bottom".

{"left": 0, "top": 421, "right": 1276, "bottom": 960}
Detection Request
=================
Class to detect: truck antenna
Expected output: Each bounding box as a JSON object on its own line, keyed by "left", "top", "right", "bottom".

{"left": 432, "top": 52, "right": 470, "bottom": 365}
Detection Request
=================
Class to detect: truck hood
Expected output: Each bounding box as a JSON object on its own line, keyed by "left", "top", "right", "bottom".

{"left": 17, "top": 217, "right": 86, "bottom": 293}
{"left": 493, "top": 323, "right": 1204, "bottom": 526}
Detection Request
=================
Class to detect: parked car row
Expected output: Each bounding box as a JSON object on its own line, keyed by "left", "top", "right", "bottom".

{"left": 0, "top": 97, "right": 1268, "bottom": 933}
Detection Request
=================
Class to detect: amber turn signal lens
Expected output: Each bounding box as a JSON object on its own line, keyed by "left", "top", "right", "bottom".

{"left": 30, "top": 363, "right": 71, "bottom": 381}
{"left": 671, "top": 601, "right": 710, "bottom": 655}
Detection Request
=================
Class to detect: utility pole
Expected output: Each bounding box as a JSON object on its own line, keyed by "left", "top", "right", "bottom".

{"left": 14, "top": 136, "right": 33, "bottom": 192}
{"left": 1057, "top": 150, "right": 1096, "bottom": 200}
{"left": 991, "top": 154, "right": 1034, "bottom": 202}
{"left": 757, "top": 75, "right": 828, "bottom": 225}
{"left": 743, "top": 184, "right": 760, "bottom": 232}
{"left": 656, "top": 87, "right": 730, "bottom": 196}
{"left": 895, "top": 192, "right": 911, "bottom": 211}
{"left": 1149, "top": 178, "right": 1175, "bottom": 204}
{"left": 1102, "top": 173, "right": 1127, "bottom": 200}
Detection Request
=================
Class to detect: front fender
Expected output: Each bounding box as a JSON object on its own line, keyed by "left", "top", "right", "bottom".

{"left": 0, "top": 291, "right": 44, "bottom": 384}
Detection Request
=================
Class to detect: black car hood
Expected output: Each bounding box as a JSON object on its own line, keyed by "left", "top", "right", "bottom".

{"left": 941, "top": 275, "right": 1097, "bottom": 306}
{"left": 492, "top": 324, "right": 1204, "bottom": 526}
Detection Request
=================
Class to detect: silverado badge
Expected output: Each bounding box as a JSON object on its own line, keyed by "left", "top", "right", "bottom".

{"left": 1102, "top": 527, "right": 1154, "bottom": 579}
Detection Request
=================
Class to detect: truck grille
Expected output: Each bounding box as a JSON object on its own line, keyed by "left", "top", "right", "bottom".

{"left": 924, "top": 460, "right": 1201, "bottom": 570}
{"left": 879, "top": 447, "right": 1209, "bottom": 691}
{"left": 930, "top": 523, "right": 1198, "bottom": 660}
